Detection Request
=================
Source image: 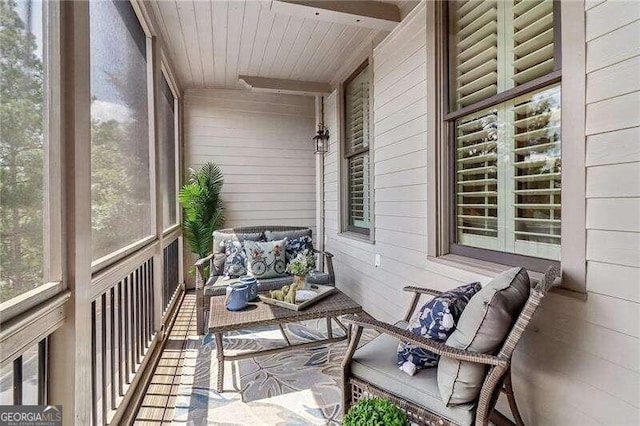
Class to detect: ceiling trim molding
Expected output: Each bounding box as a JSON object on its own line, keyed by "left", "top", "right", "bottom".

{"left": 239, "top": 75, "right": 332, "bottom": 96}
{"left": 271, "top": 1, "right": 401, "bottom": 31}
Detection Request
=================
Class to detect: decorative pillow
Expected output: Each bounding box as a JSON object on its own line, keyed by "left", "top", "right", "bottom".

{"left": 285, "top": 235, "right": 314, "bottom": 263}
{"left": 244, "top": 239, "right": 287, "bottom": 279}
{"left": 212, "top": 231, "right": 263, "bottom": 254}
{"left": 397, "top": 282, "right": 482, "bottom": 375}
{"left": 438, "top": 267, "right": 530, "bottom": 406}
{"left": 222, "top": 240, "right": 247, "bottom": 278}
{"left": 265, "top": 228, "right": 312, "bottom": 242}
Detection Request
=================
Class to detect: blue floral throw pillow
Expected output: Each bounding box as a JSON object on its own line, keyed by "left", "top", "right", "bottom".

{"left": 285, "top": 235, "right": 313, "bottom": 263}
{"left": 223, "top": 240, "right": 247, "bottom": 278}
{"left": 397, "top": 282, "right": 482, "bottom": 375}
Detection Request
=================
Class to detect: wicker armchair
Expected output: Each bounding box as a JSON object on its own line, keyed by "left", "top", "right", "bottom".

{"left": 341, "top": 266, "right": 560, "bottom": 426}
{"left": 195, "top": 226, "right": 335, "bottom": 334}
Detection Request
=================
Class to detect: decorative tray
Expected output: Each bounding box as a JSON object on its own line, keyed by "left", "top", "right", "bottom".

{"left": 259, "top": 284, "right": 335, "bottom": 311}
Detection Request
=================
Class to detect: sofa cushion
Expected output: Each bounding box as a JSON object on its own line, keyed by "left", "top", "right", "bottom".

{"left": 397, "top": 282, "right": 482, "bottom": 374}
{"left": 204, "top": 275, "right": 294, "bottom": 297}
{"left": 265, "top": 228, "right": 312, "bottom": 242}
{"left": 285, "top": 235, "right": 314, "bottom": 263}
{"left": 351, "top": 323, "right": 475, "bottom": 426}
{"left": 212, "top": 230, "right": 263, "bottom": 254}
{"left": 438, "top": 267, "right": 530, "bottom": 406}
{"left": 244, "top": 239, "right": 287, "bottom": 279}
{"left": 212, "top": 253, "right": 226, "bottom": 276}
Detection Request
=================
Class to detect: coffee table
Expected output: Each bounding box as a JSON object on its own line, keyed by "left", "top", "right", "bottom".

{"left": 208, "top": 289, "right": 362, "bottom": 392}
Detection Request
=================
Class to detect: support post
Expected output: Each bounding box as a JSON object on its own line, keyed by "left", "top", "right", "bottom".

{"left": 47, "top": 2, "right": 93, "bottom": 424}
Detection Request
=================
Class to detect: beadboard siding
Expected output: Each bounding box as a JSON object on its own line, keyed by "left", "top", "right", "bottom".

{"left": 184, "top": 88, "right": 317, "bottom": 233}
{"left": 322, "top": 2, "right": 640, "bottom": 424}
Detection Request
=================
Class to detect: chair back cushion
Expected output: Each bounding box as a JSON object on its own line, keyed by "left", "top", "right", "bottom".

{"left": 265, "top": 228, "right": 312, "bottom": 242}
{"left": 244, "top": 239, "right": 288, "bottom": 279}
{"left": 438, "top": 267, "right": 530, "bottom": 406}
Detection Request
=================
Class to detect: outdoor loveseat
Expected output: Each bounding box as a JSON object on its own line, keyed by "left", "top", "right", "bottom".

{"left": 195, "top": 226, "right": 335, "bottom": 333}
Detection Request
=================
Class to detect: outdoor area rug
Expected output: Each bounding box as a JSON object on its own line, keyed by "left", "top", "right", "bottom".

{"left": 173, "top": 318, "right": 377, "bottom": 425}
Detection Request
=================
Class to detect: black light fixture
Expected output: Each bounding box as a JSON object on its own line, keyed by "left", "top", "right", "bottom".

{"left": 313, "top": 123, "right": 329, "bottom": 154}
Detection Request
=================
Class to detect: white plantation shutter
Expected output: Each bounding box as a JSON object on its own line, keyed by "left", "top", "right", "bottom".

{"left": 345, "top": 67, "right": 370, "bottom": 154}
{"left": 454, "top": 84, "right": 561, "bottom": 260}
{"left": 348, "top": 155, "right": 370, "bottom": 229}
{"left": 451, "top": 0, "right": 556, "bottom": 111}
{"left": 510, "top": 85, "right": 561, "bottom": 259}
{"left": 512, "top": 0, "right": 555, "bottom": 85}
{"left": 451, "top": 0, "right": 499, "bottom": 110}
{"left": 344, "top": 63, "right": 371, "bottom": 232}
{"left": 455, "top": 110, "right": 499, "bottom": 248}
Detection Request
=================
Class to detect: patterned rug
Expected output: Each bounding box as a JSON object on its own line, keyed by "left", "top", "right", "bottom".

{"left": 173, "top": 318, "right": 376, "bottom": 425}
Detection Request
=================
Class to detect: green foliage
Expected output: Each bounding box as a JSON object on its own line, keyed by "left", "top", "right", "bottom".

{"left": 179, "top": 163, "right": 224, "bottom": 262}
{"left": 0, "top": 0, "right": 44, "bottom": 302}
{"left": 343, "top": 398, "right": 409, "bottom": 426}
{"left": 285, "top": 249, "right": 315, "bottom": 276}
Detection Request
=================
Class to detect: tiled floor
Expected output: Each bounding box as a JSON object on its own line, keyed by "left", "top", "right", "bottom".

{"left": 134, "top": 292, "right": 196, "bottom": 425}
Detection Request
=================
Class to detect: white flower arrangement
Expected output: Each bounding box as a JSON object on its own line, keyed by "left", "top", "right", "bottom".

{"left": 286, "top": 249, "right": 315, "bottom": 276}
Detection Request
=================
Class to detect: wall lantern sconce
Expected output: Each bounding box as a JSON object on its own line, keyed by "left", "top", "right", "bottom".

{"left": 313, "top": 123, "right": 329, "bottom": 154}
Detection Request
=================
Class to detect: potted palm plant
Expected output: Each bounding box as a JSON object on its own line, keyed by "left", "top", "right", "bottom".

{"left": 178, "top": 163, "right": 225, "bottom": 272}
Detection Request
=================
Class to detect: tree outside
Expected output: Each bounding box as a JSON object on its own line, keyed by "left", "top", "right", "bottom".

{"left": 0, "top": 0, "right": 44, "bottom": 303}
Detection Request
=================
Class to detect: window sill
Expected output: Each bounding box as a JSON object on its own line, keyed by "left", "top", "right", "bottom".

{"left": 0, "top": 281, "right": 65, "bottom": 324}
{"left": 429, "top": 254, "right": 587, "bottom": 302}
{"left": 338, "top": 231, "right": 374, "bottom": 245}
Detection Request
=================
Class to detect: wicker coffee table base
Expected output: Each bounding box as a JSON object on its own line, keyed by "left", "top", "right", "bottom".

{"left": 214, "top": 316, "right": 349, "bottom": 393}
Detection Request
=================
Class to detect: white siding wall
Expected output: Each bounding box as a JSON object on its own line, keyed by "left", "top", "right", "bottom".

{"left": 323, "top": 2, "right": 640, "bottom": 424}
{"left": 184, "top": 88, "right": 317, "bottom": 233}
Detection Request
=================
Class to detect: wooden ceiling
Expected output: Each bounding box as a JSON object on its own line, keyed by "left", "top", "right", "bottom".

{"left": 149, "top": 0, "right": 419, "bottom": 90}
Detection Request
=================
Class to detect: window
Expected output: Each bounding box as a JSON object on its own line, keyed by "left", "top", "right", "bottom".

{"left": 343, "top": 61, "right": 372, "bottom": 236}
{"left": 159, "top": 72, "right": 177, "bottom": 231}
{"left": 0, "top": 0, "right": 46, "bottom": 303}
{"left": 90, "top": 0, "right": 152, "bottom": 262}
{"left": 447, "top": 0, "right": 561, "bottom": 267}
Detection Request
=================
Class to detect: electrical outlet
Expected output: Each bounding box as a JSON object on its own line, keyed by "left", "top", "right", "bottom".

{"left": 374, "top": 254, "right": 381, "bottom": 268}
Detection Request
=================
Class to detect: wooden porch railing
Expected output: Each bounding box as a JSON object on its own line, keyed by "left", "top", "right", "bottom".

{"left": 91, "top": 256, "right": 155, "bottom": 425}
{"left": 163, "top": 239, "right": 180, "bottom": 312}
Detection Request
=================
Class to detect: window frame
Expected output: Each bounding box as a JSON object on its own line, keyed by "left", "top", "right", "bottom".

{"left": 0, "top": 0, "right": 66, "bottom": 323}
{"left": 448, "top": 0, "right": 562, "bottom": 272}
{"left": 340, "top": 59, "right": 374, "bottom": 239}
{"left": 426, "top": 0, "right": 586, "bottom": 292}
{"left": 88, "top": 0, "right": 156, "bottom": 274}
{"left": 159, "top": 65, "right": 180, "bottom": 235}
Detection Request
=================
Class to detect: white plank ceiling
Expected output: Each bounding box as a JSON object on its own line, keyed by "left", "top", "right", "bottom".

{"left": 150, "top": 0, "right": 419, "bottom": 89}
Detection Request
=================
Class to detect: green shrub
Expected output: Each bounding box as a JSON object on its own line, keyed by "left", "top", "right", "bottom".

{"left": 343, "top": 398, "right": 409, "bottom": 426}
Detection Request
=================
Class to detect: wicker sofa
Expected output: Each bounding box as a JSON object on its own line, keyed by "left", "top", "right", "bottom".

{"left": 195, "top": 226, "right": 335, "bottom": 334}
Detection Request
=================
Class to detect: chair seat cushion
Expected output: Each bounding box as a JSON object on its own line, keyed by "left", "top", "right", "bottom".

{"left": 204, "top": 275, "right": 294, "bottom": 297}
{"left": 351, "top": 322, "right": 475, "bottom": 426}
{"left": 397, "top": 282, "right": 482, "bottom": 373}
{"left": 438, "top": 267, "right": 530, "bottom": 406}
